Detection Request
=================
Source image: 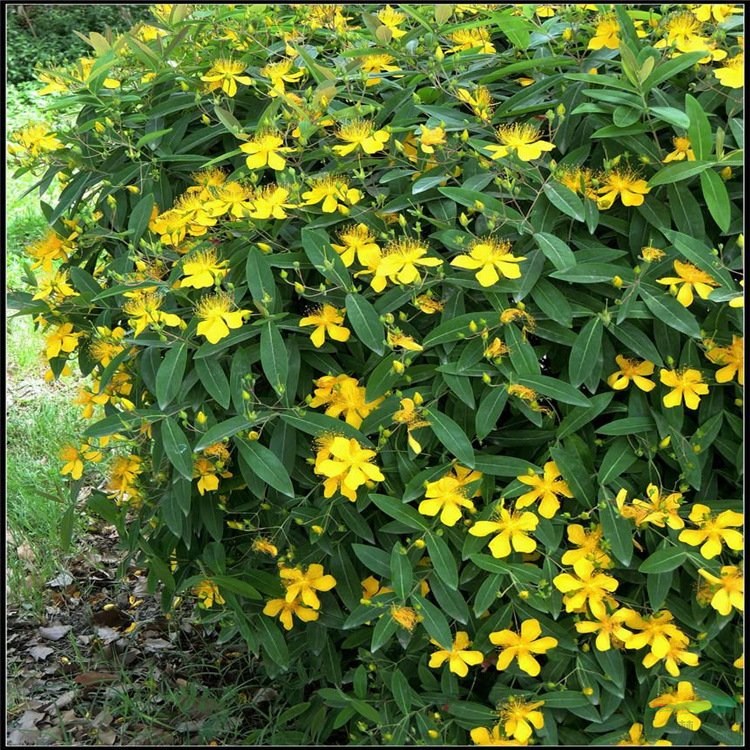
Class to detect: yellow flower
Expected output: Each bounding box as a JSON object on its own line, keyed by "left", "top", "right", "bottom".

{"left": 451, "top": 238, "right": 525, "bottom": 287}
{"left": 360, "top": 54, "right": 399, "bottom": 86}
{"left": 499, "top": 698, "right": 545, "bottom": 743}
{"left": 469, "top": 507, "right": 539, "bottom": 559}
{"left": 715, "top": 53, "right": 744, "bottom": 88}
{"left": 194, "top": 580, "right": 225, "bottom": 608}
{"left": 620, "top": 609, "right": 688, "bottom": 658}
{"left": 32, "top": 269, "right": 78, "bottom": 302}
{"left": 663, "top": 136, "right": 696, "bottom": 162}
{"left": 150, "top": 208, "right": 189, "bottom": 245}
{"left": 25, "top": 230, "right": 70, "bottom": 273}
{"left": 377, "top": 5, "right": 408, "bottom": 38}
{"left": 642, "top": 637, "right": 700, "bottom": 677}
{"left": 657, "top": 260, "right": 719, "bottom": 307}
{"left": 469, "top": 725, "right": 519, "bottom": 746}
{"left": 629, "top": 484, "right": 685, "bottom": 530}
{"left": 419, "top": 475, "right": 476, "bottom": 527}
{"left": 516, "top": 461, "right": 573, "bottom": 519}
{"left": 263, "top": 597, "right": 319, "bottom": 630}
{"left": 240, "top": 133, "right": 294, "bottom": 171}
{"left": 419, "top": 125, "right": 447, "bottom": 154}
{"left": 59, "top": 445, "right": 84, "bottom": 480}
{"left": 314, "top": 436, "right": 385, "bottom": 501}
{"left": 387, "top": 330, "right": 423, "bottom": 351}
{"left": 369, "top": 238, "right": 443, "bottom": 293}
{"left": 45, "top": 322, "right": 82, "bottom": 360}
{"left": 8, "top": 122, "right": 63, "bottom": 158}
{"left": 106, "top": 455, "right": 142, "bottom": 501}
{"left": 195, "top": 292, "right": 250, "bottom": 344}
{"left": 649, "top": 681, "right": 711, "bottom": 731}
{"left": 485, "top": 123, "right": 554, "bottom": 162}
{"left": 489, "top": 618, "right": 558, "bottom": 676}
{"left": 553, "top": 558, "right": 619, "bottom": 619}
{"left": 555, "top": 166, "right": 598, "bottom": 200}
{"left": 640, "top": 245, "right": 666, "bottom": 263}
{"left": 456, "top": 85, "right": 494, "bottom": 122}
{"left": 330, "top": 224, "right": 381, "bottom": 268}
{"left": 187, "top": 168, "right": 227, "bottom": 199}
{"left": 300, "top": 304, "right": 351, "bottom": 348}
{"left": 484, "top": 338, "right": 508, "bottom": 360}
{"left": 659, "top": 368, "right": 709, "bottom": 409}
{"left": 174, "top": 193, "right": 218, "bottom": 236}
{"left": 678, "top": 503, "right": 743, "bottom": 559}
{"left": 692, "top": 4, "right": 740, "bottom": 23}
{"left": 179, "top": 249, "right": 228, "bottom": 289}
{"left": 204, "top": 181, "right": 253, "bottom": 218}
{"left": 251, "top": 538, "right": 279, "bottom": 557}
{"left": 588, "top": 13, "right": 620, "bottom": 49}
{"left": 390, "top": 605, "right": 420, "bottom": 631}
{"left": 332, "top": 119, "right": 390, "bottom": 156}
{"left": 561, "top": 524, "right": 612, "bottom": 568}
{"left": 654, "top": 11, "right": 722, "bottom": 59}
{"left": 414, "top": 293, "right": 444, "bottom": 314}
{"left": 698, "top": 566, "right": 743, "bottom": 616}
{"left": 617, "top": 722, "right": 672, "bottom": 746}
{"left": 123, "top": 292, "right": 183, "bottom": 336}
{"left": 279, "top": 563, "right": 337, "bottom": 609}
{"left": 303, "top": 176, "right": 362, "bottom": 214}
{"left": 200, "top": 59, "right": 253, "bottom": 97}
{"left": 393, "top": 395, "right": 429, "bottom": 454}
{"left": 429, "top": 631, "right": 484, "bottom": 677}
{"left": 261, "top": 58, "right": 304, "bottom": 95}
{"left": 575, "top": 609, "right": 633, "bottom": 651}
{"left": 361, "top": 576, "right": 392, "bottom": 599}
{"left": 247, "top": 185, "right": 294, "bottom": 220}
{"left": 607, "top": 355, "right": 656, "bottom": 392}
{"left": 193, "top": 456, "right": 220, "bottom": 495}
{"left": 309, "top": 374, "right": 383, "bottom": 428}
{"left": 450, "top": 27, "right": 496, "bottom": 54}
{"left": 596, "top": 168, "right": 650, "bottom": 208}
{"left": 704, "top": 335, "right": 744, "bottom": 385}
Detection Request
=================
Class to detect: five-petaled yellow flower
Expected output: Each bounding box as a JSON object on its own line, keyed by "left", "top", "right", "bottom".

{"left": 195, "top": 292, "right": 250, "bottom": 344}
{"left": 714, "top": 53, "right": 744, "bottom": 89}
{"left": 300, "top": 304, "right": 351, "bottom": 348}
{"left": 332, "top": 119, "right": 390, "bottom": 156}
{"left": 179, "top": 249, "right": 228, "bottom": 289}
{"left": 657, "top": 260, "right": 719, "bottom": 307}
{"left": 451, "top": 238, "right": 525, "bottom": 287}
{"left": 314, "top": 436, "right": 385, "bottom": 501}
{"left": 489, "top": 618, "right": 558, "bottom": 676}
{"left": 486, "top": 123, "right": 554, "bottom": 162}
{"left": 429, "top": 631, "right": 484, "bottom": 677}
{"left": 597, "top": 168, "right": 650, "bottom": 208}
{"left": 516, "top": 461, "right": 573, "bottom": 519}
{"left": 678, "top": 503, "right": 743, "bottom": 559}
{"left": 263, "top": 598, "right": 320, "bottom": 630}
{"left": 663, "top": 136, "right": 695, "bottom": 163}
{"left": 469, "top": 507, "right": 539, "bottom": 559}
{"left": 588, "top": 14, "right": 620, "bottom": 50}
{"left": 659, "top": 368, "right": 709, "bottom": 410}
{"left": 607, "top": 355, "right": 656, "bottom": 392}
{"left": 369, "top": 239, "right": 443, "bottom": 293}
{"left": 553, "top": 557, "right": 619, "bottom": 619}
{"left": 704, "top": 335, "right": 744, "bottom": 385}
{"left": 240, "top": 133, "right": 294, "bottom": 171}
{"left": 649, "top": 681, "right": 711, "bottom": 732}
{"left": 201, "top": 59, "right": 253, "bottom": 97}
{"left": 499, "top": 698, "right": 545, "bottom": 743}
{"left": 194, "top": 579, "right": 225, "bottom": 608}
{"left": 575, "top": 609, "right": 633, "bottom": 652}
{"left": 419, "top": 474, "right": 476, "bottom": 526}
{"left": 279, "top": 563, "right": 337, "bottom": 609}
{"left": 698, "top": 566, "right": 744, "bottom": 616}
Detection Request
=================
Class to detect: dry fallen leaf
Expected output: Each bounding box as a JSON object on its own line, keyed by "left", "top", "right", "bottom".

{"left": 28, "top": 646, "right": 54, "bottom": 662}
{"left": 18, "top": 710, "right": 46, "bottom": 730}
{"left": 45, "top": 571, "right": 74, "bottom": 588}
{"left": 16, "top": 543, "right": 36, "bottom": 563}
{"left": 74, "top": 672, "right": 118, "bottom": 688}
{"left": 38, "top": 625, "right": 72, "bottom": 641}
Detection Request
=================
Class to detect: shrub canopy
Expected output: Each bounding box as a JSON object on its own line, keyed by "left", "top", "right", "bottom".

{"left": 9, "top": 3, "right": 744, "bottom": 746}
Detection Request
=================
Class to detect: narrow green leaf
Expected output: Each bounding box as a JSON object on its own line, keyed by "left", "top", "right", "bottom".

{"left": 648, "top": 160, "right": 713, "bottom": 186}
{"left": 424, "top": 407, "right": 475, "bottom": 468}
{"left": 162, "top": 416, "right": 194, "bottom": 480}
{"left": 390, "top": 671, "right": 413, "bottom": 713}
{"left": 699, "top": 169, "right": 732, "bottom": 232}
{"left": 369, "top": 494, "right": 429, "bottom": 531}
{"left": 195, "top": 357, "right": 231, "bottom": 409}
{"left": 426, "top": 532, "right": 458, "bottom": 590}
{"left": 599, "top": 499, "right": 633, "bottom": 566}
{"left": 685, "top": 93, "right": 711, "bottom": 160}
{"left": 542, "top": 181, "right": 585, "bottom": 222}
{"left": 352, "top": 543, "right": 390, "bottom": 578}
{"left": 194, "top": 416, "right": 255, "bottom": 452}
{"left": 128, "top": 193, "right": 154, "bottom": 247}
{"left": 410, "top": 594, "right": 452, "bottom": 649}
{"left": 346, "top": 293, "right": 385, "bottom": 355}
{"left": 549, "top": 444, "right": 595, "bottom": 507}
{"left": 558, "top": 392, "right": 613, "bottom": 440}
{"left": 390, "top": 542, "right": 413, "bottom": 600}
{"left": 569, "top": 317, "right": 603, "bottom": 388}
{"left": 515, "top": 374, "right": 591, "bottom": 407}
{"left": 475, "top": 387, "right": 508, "bottom": 440}
{"left": 598, "top": 439, "right": 639, "bottom": 485}
{"left": 639, "top": 545, "right": 686, "bottom": 574}
{"left": 533, "top": 234, "right": 575, "bottom": 272}
{"left": 301, "top": 227, "right": 351, "bottom": 289}
{"left": 256, "top": 615, "right": 289, "bottom": 668}
{"left": 260, "top": 321, "right": 288, "bottom": 398}
{"left": 234, "top": 437, "right": 294, "bottom": 497}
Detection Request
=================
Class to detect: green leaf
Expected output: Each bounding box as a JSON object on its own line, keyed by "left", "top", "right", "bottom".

{"left": 531, "top": 278, "right": 573, "bottom": 328}
{"left": 234, "top": 437, "right": 294, "bottom": 497}
{"left": 648, "top": 160, "right": 713, "bottom": 186}
{"left": 390, "top": 671, "right": 413, "bottom": 714}
{"left": 596, "top": 417, "right": 655, "bottom": 436}
{"left": 475, "top": 387, "right": 508, "bottom": 441}
{"left": 256, "top": 615, "right": 289, "bottom": 668}
{"left": 598, "top": 439, "right": 639, "bottom": 485}
{"left": 639, "top": 545, "right": 687, "bottom": 574}
{"left": 260, "top": 321, "right": 288, "bottom": 398}
{"left": 542, "top": 181, "right": 585, "bottom": 222}
{"left": 410, "top": 594, "right": 452, "bottom": 649}
{"left": 640, "top": 287, "right": 701, "bottom": 338}
{"left": 301, "top": 227, "right": 351, "bottom": 289}
{"left": 599, "top": 499, "right": 633, "bottom": 566}
{"left": 662, "top": 229, "right": 734, "bottom": 288}
{"left": 647, "top": 570, "right": 673, "bottom": 610}
{"left": 210, "top": 575, "right": 261, "bottom": 600}
{"left": 568, "top": 317, "right": 603, "bottom": 388}
{"left": 352, "top": 543, "right": 390, "bottom": 578}
{"left": 162, "top": 416, "right": 194, "bottom": 480}
{"left": 424, "top": 407, "right": 475, "bottom": 468}
{"left": 537, "top": 690, "right": 593, "bottom": 709}
{"left": 245, "top": 247, "right": 277, "bottom": 312}
{"left": 642, "top": 51, "right": 707, "bottom": 91}
{"left": 369, "top": 494, "right": 429, "bottom": 531}
{"left": 649, "top": 106, "right": 691, "bottom": 129}
{"left": 549, "top": 444, "right": 595, "bottom": 508}
{"left": 214, "top": 105, "right": 243, "bottom": 135}
{"left": 135, "top": 128, "right": 173, "bottom": 149}
{"left": 426, "top": 532, "right": 458, "bottom": 590}
{"left": 699, "top": 169, "right": 732, "bottom": 232}
{"left": 685, "top": 93, "right": 712, "bottom": 160}
{"left": 128, "top": 193, "right": 154, "bottom": 247}
{"left": 390, "top": 542, "right": 413, "bottom": 600}
{"left": 558, "top": 392, "right": 613, "bottom": 440}
{"left": 515, "top": 374, "right": 591, "bottom": 407}
{"left": 280, "top": 411, "right": 374, "bottom": 447}
{"left": 155, "top": 342, "right": 188, "bottom": 409}
{"left": 194, "top": 416, "right": 255, "bottom": 452}
{"left": 608, "top": 321, "right": 664, "bottom": 367}
{"left": 195, "top": 357, "right": 231, "bottom": 409}
{"left": 473, "top": 455, "right": 537, "bottom": 476}
{"left": 371, "top": 614, "right": 399, "bottom": 652}
{"left": 505, "top": 324, "right": 540, "bottom": 376}
{"left": 345, "top": 293, "right": 385, "bottom": 355}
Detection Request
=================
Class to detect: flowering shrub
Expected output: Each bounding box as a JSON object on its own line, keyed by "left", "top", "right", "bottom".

{"left": 9, "top": 3, "right": 744, "bottom": 745}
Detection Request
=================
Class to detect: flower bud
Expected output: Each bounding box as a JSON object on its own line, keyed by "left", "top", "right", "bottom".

{"left": 248, "top": 430, "right": 260, "bottom": 441}
{"left": 582, "top": 687, "right": 594, "bottom": 696}
{"left": 562, "top": 27, "right": 573, "bottom": 41}
{"left": 392, "top": 360, "right": 405, "bottom": 374}
{"left": 721, "top": 166, "right": 733, "bottom": 180}
{"left": 434, "top": 46, "right": 444, "bottom": 62}
{"left": 414, "top": 538, "right": 426, "bottom": 549}
{"left": 612, "top": 275, "right": 623, "bottom": 288}
{"left": 196, "top": 411, "right": 207, "bottom": 425}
